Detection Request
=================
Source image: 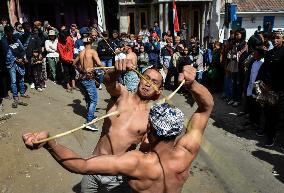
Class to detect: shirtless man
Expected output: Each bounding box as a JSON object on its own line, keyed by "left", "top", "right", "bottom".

{"left": 73, "top": 37, "right": 104, "bottom": 130}
{"left": 118, "top": 41, "right": 140, "bottom": 92}
{"left": 23, "top": 65, "right": 213, "bottom": 193}
{"left": 75, "top": 49, "right": 164, "bottom": 192}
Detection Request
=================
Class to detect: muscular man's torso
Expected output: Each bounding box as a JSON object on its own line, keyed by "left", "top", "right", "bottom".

{"left": 128, "top": 146, "right": 193, "bottom": 193}
{"left": 93, "top": 93, "right": 149, "bottom": 155}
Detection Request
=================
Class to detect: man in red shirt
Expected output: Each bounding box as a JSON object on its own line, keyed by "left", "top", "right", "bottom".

{"left": 57, "top": 29, "right": 76, "bottom": 92}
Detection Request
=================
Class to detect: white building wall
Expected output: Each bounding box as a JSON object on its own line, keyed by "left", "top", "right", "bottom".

{"left": 219, "top": 13, "right": 284, "bottom": 42}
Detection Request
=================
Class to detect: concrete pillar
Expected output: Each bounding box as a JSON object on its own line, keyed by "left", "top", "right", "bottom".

{"left": 211, "top": 0, "right": 222, "bottom": 41}
{"left": 159, "top": 3, "right": 164, "bottom": 33}
{"left": 164, "top": 3, "right": 169, "bottom": 32}
{"left": 150, "top": 3, "right": 155, "bottom": 27}
{"left": 200, "top": 2, "right": 206, "bottom": 44}
{"left": 97, "top": 0, "right": 106, "bottom": 31}
{"left": 119, "top": 5, "right": 128, "bottom": 33}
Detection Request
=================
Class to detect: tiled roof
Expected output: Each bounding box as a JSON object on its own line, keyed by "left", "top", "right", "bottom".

{"left": 222, "top": 0, "right": 284, "bottom": 12}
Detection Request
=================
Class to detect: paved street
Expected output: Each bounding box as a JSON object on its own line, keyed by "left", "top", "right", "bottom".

{"left": 0, "top": 81, "right": 283, "bottom": 193}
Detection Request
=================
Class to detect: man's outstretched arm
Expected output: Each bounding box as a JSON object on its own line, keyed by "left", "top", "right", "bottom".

{"left": 177, "top": 65, "right": 214, "bottom": 156}
{"left": 22, "top": 132, "right": 141, "bottom": 176}
{"left": 103, "top": 59, "right": 130, "bottom": 97}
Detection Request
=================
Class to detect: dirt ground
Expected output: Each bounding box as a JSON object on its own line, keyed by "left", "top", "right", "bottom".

{"left": 0, "top": 82, "right": 227, "bottom": 193}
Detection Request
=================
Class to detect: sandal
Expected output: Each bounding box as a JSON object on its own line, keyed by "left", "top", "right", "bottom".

{"left": 12, "top": 101, "right": 18, "bottom": 108}
{"left": 21, "top": 94, "right": 30, "bottom": 99}
{"left": 18, "top": 101, "right": 28, "bottom": 106}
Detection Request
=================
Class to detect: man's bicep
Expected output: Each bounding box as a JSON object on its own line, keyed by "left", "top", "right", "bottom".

{"left": 85, "top": 152, "right": 140, "bottom": 176}
{"left": 105, "top": 81, "right": 127, "bottom": 97}
{"left": 178, "top": 110, "right": 210, "bottom": 155}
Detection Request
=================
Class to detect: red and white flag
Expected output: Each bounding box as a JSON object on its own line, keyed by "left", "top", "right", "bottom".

{"left": 173, "top": 0, "right": 180, "bottom": 33}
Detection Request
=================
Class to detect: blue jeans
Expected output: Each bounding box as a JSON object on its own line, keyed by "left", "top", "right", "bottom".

{"left": 100, "top": 59, "right": 113, "bottom": 84}
{"left": 81, "top": 80, "right": 98, "bottom": 123}
{"left": 9, "top": 67, "right": 25, "bottom": 98}
{"left": 196, "top": 71, "right": 203, "bottom": 83}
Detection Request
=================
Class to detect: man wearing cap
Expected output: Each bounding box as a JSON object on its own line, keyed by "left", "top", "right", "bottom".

{"left": 73, "top": 37, "right": 104, "bottom": 130}
{"left": 45, "top": 30, "right": 59, "bottom": 83}
{"left": 74, "top": 27, "right": 90, "bottom": 58}
{"left": 23, "top": 65, "right": 213, "bottom": 193}
{"left": 257, "top": 30, "right": 284, "bottom": 147}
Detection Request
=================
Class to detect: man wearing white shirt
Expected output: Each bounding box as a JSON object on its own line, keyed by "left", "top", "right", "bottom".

{"left": 45, "top": 30, "right": 59, "bottom": 83}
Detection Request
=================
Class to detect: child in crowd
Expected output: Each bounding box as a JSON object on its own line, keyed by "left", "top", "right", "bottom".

{"left": 31, "top": 49, "right": 44, "bottom": 92}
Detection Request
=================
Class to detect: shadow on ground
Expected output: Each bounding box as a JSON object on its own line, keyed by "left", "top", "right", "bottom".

{"left": 252, "top": 150, "right": 284, "bottom": 183}
{"left": 72, "top": 182, "right": 81, "bottom": 193}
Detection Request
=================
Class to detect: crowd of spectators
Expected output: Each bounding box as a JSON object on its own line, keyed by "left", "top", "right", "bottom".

{"left": 0, "top": 17, "right": 283, "bottom": 149}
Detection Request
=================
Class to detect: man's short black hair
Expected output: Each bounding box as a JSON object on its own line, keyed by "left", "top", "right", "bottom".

{"left": 143, "top": 67, "right": 164, "bottom": 88}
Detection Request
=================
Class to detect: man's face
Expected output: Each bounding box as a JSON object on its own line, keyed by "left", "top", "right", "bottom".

{"left": 137, "top": 69, "right": 163, "bottom": 100}
{"left": 272, "top": 35, "right": 283, "bottom": 48}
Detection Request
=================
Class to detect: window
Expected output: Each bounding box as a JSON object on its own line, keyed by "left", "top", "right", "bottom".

{"left": 231, "top": 17, "right": 242, "bottom": 30}
{"left": 263, "top": 16, "right": 275, "bottom": 33}
{"left": 139, "top": 10, "right": 147, "bottom": 30}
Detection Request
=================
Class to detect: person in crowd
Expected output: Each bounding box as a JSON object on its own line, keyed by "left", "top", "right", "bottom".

{"left": 110, "top": 30, "right": 121, "bottom": 51}
{"left": 73, "top": 37, "right": 104, "bottom": 130}
{"left": 45, "top": 29, "right": 59, "bottom": 83}
{"left": 0, "top": 23, "right": 11, "bottom": 100}
{"left": 161, "top": 37, "right": 174, "bottom": 88}
{"left": 70, "top": 23, "right": 81, "bottom": 42}
{"left": 180, "top": 22, "right": 189, "bottom": 42}
{"left": 57, "top": 29, "right": 75, "bottom": 92}
{"left": 0, "top": 17, "right": 9, "bottom": 40}
{"left": 118, "top": 41, "right": 139, "bottom": 92}
{"left": 170, "top": 44, "right": 184, "bottom": 89}
{"left": 97, "top": 30, "right": 114, "bottom": 68}
{"left": 97, "top": 30, "right": 114, "bottom": 89}
{"left": 137, "top": 44, "right": 149, "bottom": 73}
{"left": 23, "top": 65, "right": 213, "bottom": 193}
{"left": 145, "top": 35, "right": 160, "bottom": 68}
{"left": 30, "top": 49, "right": 44, "bottom": 92}
{"left": 159, "top": 32, "right": 168, "bottom": 49}
{"left": 191, "top": 44, "right": 204, "bottom": 83}
{"left": 74, "top": 27, "right": 90, "bottom": 58}
{"left": 136, "top": 34, "right": 143, "bottom": 47}
{"left": 256, "top": 30, "right": 284, "bottom": 147}
{"left": 2, "top": 25, "right": 29, "bottom": 108}
{"left": 152, "top": 21, "right": 161, "bottom": 37}
{"left": 20, "top": 22, "right": 42, "bottom": 89}
{"left": 229, "top": 28, "right": 248, "bottom": 107}
{"left": 211, "top": 41, "right": 223, "bottom": 92}
{"left": 173, "top": 36, "right": 181, "bottom": 51}
{"left": 13, "top": 21, "right": 24, "bottom": 40}
{"left": 90, "top": 29, "right": 99, "bottom": 51}
{"left": 138, "top": 25, "right": 150, "bottom": 43}
{"left": 177, "top": 46, "right": 192, "bottom": 74}
{"left": 243, "top": 47, "right": 265, "bottom": 129}
{"left": 221, "top": 30, "right": 235, "bottom": 101}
